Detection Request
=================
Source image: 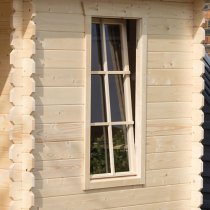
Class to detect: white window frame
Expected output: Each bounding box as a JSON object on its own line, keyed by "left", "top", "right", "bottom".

{"left": 84, "top": 16, "right": 147, "bottom": 190}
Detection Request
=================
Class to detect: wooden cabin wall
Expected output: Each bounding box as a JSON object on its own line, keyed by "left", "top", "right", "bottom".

{"left": 32, "top": 0, "right": 196, "bottom": 209}
{"left": 0, "top": 1, "right": 12, "bottom": 209}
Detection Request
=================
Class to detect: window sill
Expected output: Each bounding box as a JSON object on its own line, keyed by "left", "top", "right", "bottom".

{"left": 84, "top": 175, "right": 145, "bottom": 190}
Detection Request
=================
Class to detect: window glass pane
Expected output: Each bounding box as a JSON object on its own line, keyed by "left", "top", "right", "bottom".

{"left": 109, "top": 75, "right": 126, "bottom": 121}
{"left": 91, "top": 75, "right": 107, "bottom": 123}
{"left": 112, "top": 125, "right": 129, "bottom": 172}
{"left": 91, "top": 23, "right": 103, "bottom": 71}
{"left": 105, "top": 24, "right": 123, "bottom": 71}
{"left": 91, "top": 126, "right": 111, "bottom": 174}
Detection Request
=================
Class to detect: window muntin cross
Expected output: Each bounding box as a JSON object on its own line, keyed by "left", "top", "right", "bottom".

{"left": 90, "top": 18, "right": 136, "bottom": 178}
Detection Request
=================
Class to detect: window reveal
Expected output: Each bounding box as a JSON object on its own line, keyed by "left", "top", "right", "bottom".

{"left": 90, "top": 19, "right": 137, "bottom": 178}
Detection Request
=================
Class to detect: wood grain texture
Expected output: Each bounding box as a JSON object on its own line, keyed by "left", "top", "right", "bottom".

{"left": 33, "top": 184, "right": 190, "bottom": 210}
{"left": 31, "top": 0, "right": 197, "bottom": 209}
{"left": 34, "top": 123, "right": 84, "bottom": 142}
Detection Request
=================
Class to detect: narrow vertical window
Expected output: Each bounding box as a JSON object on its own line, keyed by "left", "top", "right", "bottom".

{"left": 90, "top": 19, "right": 137, "bottom": 178}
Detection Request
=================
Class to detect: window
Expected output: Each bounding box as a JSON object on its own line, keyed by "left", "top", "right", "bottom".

{"left": 85, "top": 17, "right": 147, "bottom": 189}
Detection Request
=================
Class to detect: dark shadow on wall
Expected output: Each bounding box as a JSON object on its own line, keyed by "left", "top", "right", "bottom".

{"left": 0, "top": 0, "right": 13, "bottom": 208}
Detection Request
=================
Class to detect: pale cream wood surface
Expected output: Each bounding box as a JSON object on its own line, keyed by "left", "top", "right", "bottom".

{"left": 102, "top": 200, "right": 190, "bottom": 210}
{"left": 34, "top": 13, "right": 84, "bottom": 32}
{"left": 147, "top": 86, "right": 192, "bottom": 102}
{"left": 34, "top": 0, "right": 83, "bottom": 14}
{"left": 30, "top": 0, "right": 201, "bottom": 209}
{"left": 34, "top": 50, "right": 85, "bottom": 69}
{"left": 0, "top": 170, "right": 10, "bottom": 188}
{"left": 33, "top": 184, "right": 190, "bottom": 210}
{"left": 35, "top": 69, "right": 84, "bottom": 87}
{"left": 83, "top": 0, "right": 193, "bottom": 19}
{"left": 34, "top": 87, "right": 84, "bottom": 105}
{"left": 147, "top": 102, "right": 192, "bottom": 119}
{"left": 34, "top": 159, "right": 82, "bottom": 179}
{"left": 35, "top": 105, "right": 84, "bottom": 123}
{"left": 147, "top": 151, "right": 191, "bottom": 170}
{"left": 148, "top": 35, "right": 193, "bottom": 52}
{"left": 147, "top": 118, "right": 192, "bottom": 136}
{"left": 147, "top": 69, "right": 192, "bottom": 86}
{"left": 147, "top": 18, "right": 192, "bottom": 35}
{"left": 148, "top": 52, "right": 193, "bottom": 69}
{"left": 34, "top": 123, "right": 84, "bottom": 142}
{"left": 34, "top": 141, "right": 83, "bottom": 160}
{"left": 146, "top": 134, "right": 192, "bottom": 153}
{"left": 36, "top": 31, "right": 85, "bottom": 50}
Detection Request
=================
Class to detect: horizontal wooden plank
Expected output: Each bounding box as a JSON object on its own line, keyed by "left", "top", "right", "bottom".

{"left": 34, "top": 50, "right": 85, "bottom": 69}
{"left": 34, "top": 87, "right": 84, "bottom": 105}
{"left": 34, "top": 13, "right": 84, "bottom": 32}
{"left": 35, "top": 0, "right": 83, "bottom": 14}
{"left": 147, "top": 86, "right": 192, "bottom": 102}
{"left": 148, "top": 18, "right": 192, "bottom": 36}
{"left": 147, "top": 102, "right": 191, "bottom": 119}
{"left": 146, "top": 134, "right": 192, "bottom": 153}
{"left": 36, "top": 31, "right": 85, "bottom": 50}
{"left": 35, "top": 69, "right": 84, "bottom": 87}
{"left": 34, "top": 184, "right": 190, "bottom": 210}
{"left": 147, "top": 118, "right": 192, "bottom": 137}
{"left": 147, "top": 69, "right": 192, "bottom": 86}
{"left": 84, "top": 1, "right": 193, "bottom": 19}
{"left": 34, "top": 123, "right": 84, "bottom": 142}
{"left": 148, "top": 52, "right": 193, "bottom": 69}
{"left": 148, "top": 35, "right": 193, "bottom": 52}
{"left": 34, "top": 177, "right": 82, "bottom": 197}
{"left": 34, "top": 105, "right": 84, "bottom": 123}
{"left": 34, "top": 159, "right": 82, "bottom": 179}
{"left": 103, "top": 200, "right": 190, "bottom": 210}
{"left": 147, "top": 151, "right": 191, "bottom": 170}
{"left": 146, "top": 167, "right": 191, "bottom": 187}
{"left": 34, "top": 141, "right": 83, "bottom": 160}
{"left": 34, "top": 167, "right": 191, "bottom": 198}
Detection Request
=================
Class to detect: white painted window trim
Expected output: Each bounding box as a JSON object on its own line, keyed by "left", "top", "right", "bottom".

{"left": 84, "top": 16, "right": 147, "bottom": 190}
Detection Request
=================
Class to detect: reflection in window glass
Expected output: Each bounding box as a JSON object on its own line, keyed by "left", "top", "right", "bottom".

{"left": 105, "top": 24, "right": 123, "bottom": 71}
{"left": 109, "top": 75, "right": 126, "bottom": 122}
{"left": 91, "top": 126, "right": 110, "bottom": 174}
{"left": 91, "top": 75, "right": 107, "bottom": 123}
{"left": 112, "top": 125, "right": 129, "bottom": 172}
{"left": 91, "top": 23, "right": 103, "bottom": 71}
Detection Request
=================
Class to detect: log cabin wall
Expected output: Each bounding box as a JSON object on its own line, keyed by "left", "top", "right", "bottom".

{"left": 8, "top": 0, "right": 36, "bottom": 209}
{"left": 0, "top": 1, "right": 13, "bottom": 209}
{"left": 28, "top": 0, "right": 204, "bottom": 209}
